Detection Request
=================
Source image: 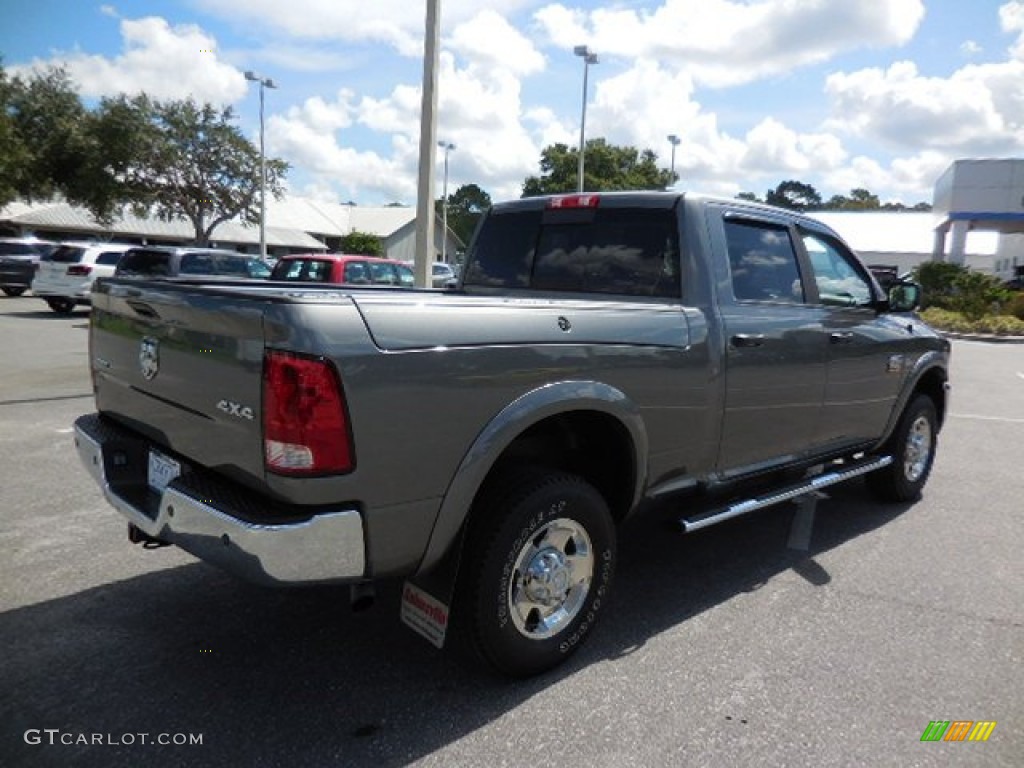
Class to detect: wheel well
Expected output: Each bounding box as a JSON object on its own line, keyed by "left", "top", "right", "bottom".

{"left": 482, "top": 411, "right": 636, "bottom": 523}
{"left": 915, "top": 367, "right": 948, "bottom": 427}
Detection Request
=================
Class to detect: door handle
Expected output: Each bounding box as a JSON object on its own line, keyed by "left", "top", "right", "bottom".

{"left": 829, "top": 332, "right": 854, "bottom": 344}
{"left": 731, "top": 333, "right": 765, "bottom": 348}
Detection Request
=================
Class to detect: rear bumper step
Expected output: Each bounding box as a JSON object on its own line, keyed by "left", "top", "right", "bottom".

{"left": 679, "top": 455, "right": 893, "bottom": 533}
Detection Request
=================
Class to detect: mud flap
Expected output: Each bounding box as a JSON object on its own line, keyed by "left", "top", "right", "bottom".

{"left": 400, "top": 526, "right": 466, "bottom": 649}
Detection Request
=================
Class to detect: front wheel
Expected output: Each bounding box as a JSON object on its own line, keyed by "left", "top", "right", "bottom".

{"left": 867, "top": 394, "right": 938, "bottom": 502}
{"left": 459, "top": 469, "right": 616, "bottom": 677}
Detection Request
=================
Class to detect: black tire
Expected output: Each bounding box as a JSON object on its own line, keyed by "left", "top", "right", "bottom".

{"left": 867, "top": 394, "right": 938, "bottom": 502}
{"left": 46, "top": 298, "right": 75, "bottom": 315}
{"left": 459, "top": 468, "right": 616, "bottom": 677}
{"left": 2, "top": 287, "right": 26, "bottom": 297}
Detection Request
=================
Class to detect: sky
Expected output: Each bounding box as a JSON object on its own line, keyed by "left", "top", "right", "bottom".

{"left": 3, "top": 1, "right": 1023, "bottom": 207}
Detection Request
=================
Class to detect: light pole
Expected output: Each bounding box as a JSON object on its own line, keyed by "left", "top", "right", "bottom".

{"left": 244, "top": 70, "right": 277, "bottom": 260}
{"left": 573, "top": 45, "right": 598, "bottom": 194}
{"left": 667, "top": 134, "right": 681, "bottom": 185}
{"left": 438, "top": 141, "right": 455, "bottom": 263}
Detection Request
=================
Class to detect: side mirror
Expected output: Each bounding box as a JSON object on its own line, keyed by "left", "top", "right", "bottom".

{"left": 887, "top": 280, "right": 921, "bottom": 313}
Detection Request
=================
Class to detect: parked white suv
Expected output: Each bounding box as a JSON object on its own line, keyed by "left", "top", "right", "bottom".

{"left": 32, "top": 241, "right": 134, "bottom": 314}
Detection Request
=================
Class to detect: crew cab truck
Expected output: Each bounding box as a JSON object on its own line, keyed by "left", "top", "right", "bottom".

{"left": 74, "top": 192, "right": 950, "bottom": 677}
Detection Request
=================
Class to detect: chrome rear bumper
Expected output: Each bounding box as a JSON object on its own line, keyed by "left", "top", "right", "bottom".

{"left": 74, "top": 414, "right": 366, "bottom": 586}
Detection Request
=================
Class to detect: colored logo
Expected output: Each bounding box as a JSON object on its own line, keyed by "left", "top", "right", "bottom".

{"left": 920, "top": 720, "right": 996, "bottom": 742}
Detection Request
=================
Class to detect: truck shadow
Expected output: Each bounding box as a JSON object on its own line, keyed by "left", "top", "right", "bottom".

{"left": 1, "top": 481, "right": 910, "bottom": 768}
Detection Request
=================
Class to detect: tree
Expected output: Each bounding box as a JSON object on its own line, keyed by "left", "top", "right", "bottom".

{"left": 0, "top": 64, "right": 89, "bottom": 208}
{"left": 339, "top": 231, "right": 382, "bottom": 256}
{"left": 764, "top": 180, "right": 822, "bottom": 211}
{"left": 522, "top": 139, "right": 674, "bottom": 196}
{"left": 437, "top": 183, "right": 491, "bottom": 246}
{"left": 80, "top": 96, "right": 288, "bottom": 245}
{"left": 736, "top": 192, "right": 762, "bottom": 203}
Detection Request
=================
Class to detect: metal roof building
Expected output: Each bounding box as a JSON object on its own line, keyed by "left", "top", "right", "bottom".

{"left": 0, "top": 196, "right": 463, "bottom": 262}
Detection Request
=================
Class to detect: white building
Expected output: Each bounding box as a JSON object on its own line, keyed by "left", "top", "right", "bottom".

{"left": 263, "top": 197, "right": 461, "bottom": 262}
{"left": 813, "top": 210, "right": 999, "bottom": 277}
{"left": 814, "top": 158, "right": 1024, "bottom": 281}
{"left": 931, "top": 159, "right": 1024, "bottom": 281}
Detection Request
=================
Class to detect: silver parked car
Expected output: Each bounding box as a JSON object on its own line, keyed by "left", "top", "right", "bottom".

{"left": 0, "top": 237, "right": 57, "bottom": 297}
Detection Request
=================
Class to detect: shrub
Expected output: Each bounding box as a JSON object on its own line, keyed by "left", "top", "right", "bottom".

{"left": 1006, "top": 291, "right": 1024, "bottom": 321}
{"left": 920, "top": 307, "right": 1024, "bottom": 336}
{"left": 913, "top": 261, "right": 966, "bottom": 309}
{"left": 949, "top": 270, "right": 1010, "bottom": 321}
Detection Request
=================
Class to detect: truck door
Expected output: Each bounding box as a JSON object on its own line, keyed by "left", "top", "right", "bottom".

{"left": 715, "top": 215, "right": 827, "bottom": 475}
{"left": 798, "top": 229, "right": 906, "bottom": 450}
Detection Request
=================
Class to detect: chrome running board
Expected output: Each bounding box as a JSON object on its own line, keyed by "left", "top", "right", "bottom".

{"left": 679, "top": 455, "right": 894, "bottom": 533}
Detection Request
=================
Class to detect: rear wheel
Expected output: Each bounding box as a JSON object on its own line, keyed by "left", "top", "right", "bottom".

{"left": 46, "top": 298, "right": 75, "bottom": 314}
{"left": 867, "top": 394, "right": 938, "bottom": 502}
{"left": 459, "top": 468, "right": 616, "bottom": 677}
{"left": 2, "top": 287, "right": 26, "bottom": 297}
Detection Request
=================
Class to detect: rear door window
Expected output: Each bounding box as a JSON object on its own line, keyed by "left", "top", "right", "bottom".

{"left": 724, "top": 219, "right": 806, "bottom": 303}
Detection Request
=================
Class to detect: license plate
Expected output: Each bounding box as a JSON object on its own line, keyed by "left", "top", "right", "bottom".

{"left": 147, "top": 449, "right": 181, "bottom": 493}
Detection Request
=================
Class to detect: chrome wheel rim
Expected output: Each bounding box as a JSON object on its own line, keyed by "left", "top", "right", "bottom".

{"left": 904, "top": 415, "right": 933, "bottom": 482}
{"left": 508, "top": 518, "right": 594, "bottom": 640}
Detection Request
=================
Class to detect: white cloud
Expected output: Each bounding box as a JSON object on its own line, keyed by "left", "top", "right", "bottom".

{"left": 960, "top": 40, "right": 983, "bottom": 57}
{"left": 534, "top": 0, "right": 925, "bottom": 87}
{"left": 999, "top": 1, "right": 1024, "bottom": 58}
{"left": 449, "top": 10, "right": 546, "bottom": 77}
{"left": 741, "top": 118, "right": 847, "bottom": 175}
{"left": 196, "top": 0, "right": 547, "bottom": 56}
{"left": 16, "top": 16, "right": 246, "bottom": 104}
{"left": 825, "top": 60, "right": 1024, "bottom": 155}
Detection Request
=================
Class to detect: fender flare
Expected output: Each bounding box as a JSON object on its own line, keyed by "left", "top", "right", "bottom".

{"left": 874, "top": 350, "right": 949, "bottom": 450}
{"left": 415, "top": 380, "right": 648, "bottom": 575}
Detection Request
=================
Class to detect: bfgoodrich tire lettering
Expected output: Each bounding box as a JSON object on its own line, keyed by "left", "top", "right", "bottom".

{"left": 867, "top": 394, "right": 938, "bottom": 502}
{"left": 460, "top": 468, "right": 616, "bottom": 677}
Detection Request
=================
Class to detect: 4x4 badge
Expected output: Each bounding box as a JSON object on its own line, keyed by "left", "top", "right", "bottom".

{"left": 139, "top": 337, "right": 160, "bottom": 380}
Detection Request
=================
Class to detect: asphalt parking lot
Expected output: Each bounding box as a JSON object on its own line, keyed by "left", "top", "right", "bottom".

{"left": 0, "top": 296, "right": 1021, "bottom": 768}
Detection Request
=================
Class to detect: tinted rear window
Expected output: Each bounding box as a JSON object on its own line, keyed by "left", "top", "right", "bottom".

{"left": 0, "top": 242, "right": 49, "bottom": 257}
{"left": 117, "top": 250, "right": 173, "bottom": 276}
{"left": 178, "top": 252, "right": 253, "bottom": 276}
{"left": 272, "top": 259, "right": 333, "bottom": 281}
{"left": 464, "top": 206, "right": 681, "bottom": 298}
{"left": 45, "top": 246, "right": 86, "bottom": 264}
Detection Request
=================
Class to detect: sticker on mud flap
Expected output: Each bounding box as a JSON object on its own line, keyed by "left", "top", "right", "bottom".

{"left": 400, "top": 582, "right": 449, "bottom": 649}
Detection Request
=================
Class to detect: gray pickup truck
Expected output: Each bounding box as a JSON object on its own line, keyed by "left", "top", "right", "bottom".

{"left": 74, "top": 191, "right": 950, "bottom": 676}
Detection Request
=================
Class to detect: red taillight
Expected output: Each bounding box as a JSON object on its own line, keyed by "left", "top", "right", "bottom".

{"left": 67, "top": 265, "right": 92, "bottom": 276}
{"left": 546, "top": 194, "right": 600, "bottom": 209}
{"left": 263, "top": 350, "right": 354, "bottom": 475}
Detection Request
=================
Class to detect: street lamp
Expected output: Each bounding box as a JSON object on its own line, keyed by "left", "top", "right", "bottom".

{"left": 437, "top": 141, "right": 456, "bottom": 263}
{"left": 667, "top": 134, "right": 681, "bottom": 184}
{"left": 573, "top": 45, "right": 598, "bottom": 193}
{"left": 244, "top": 70, "right": 277, "bottom": 260}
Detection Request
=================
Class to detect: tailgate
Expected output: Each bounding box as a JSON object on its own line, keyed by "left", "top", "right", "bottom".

{"left": 90, "top": 280, "right": 268, "bottom": 488}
